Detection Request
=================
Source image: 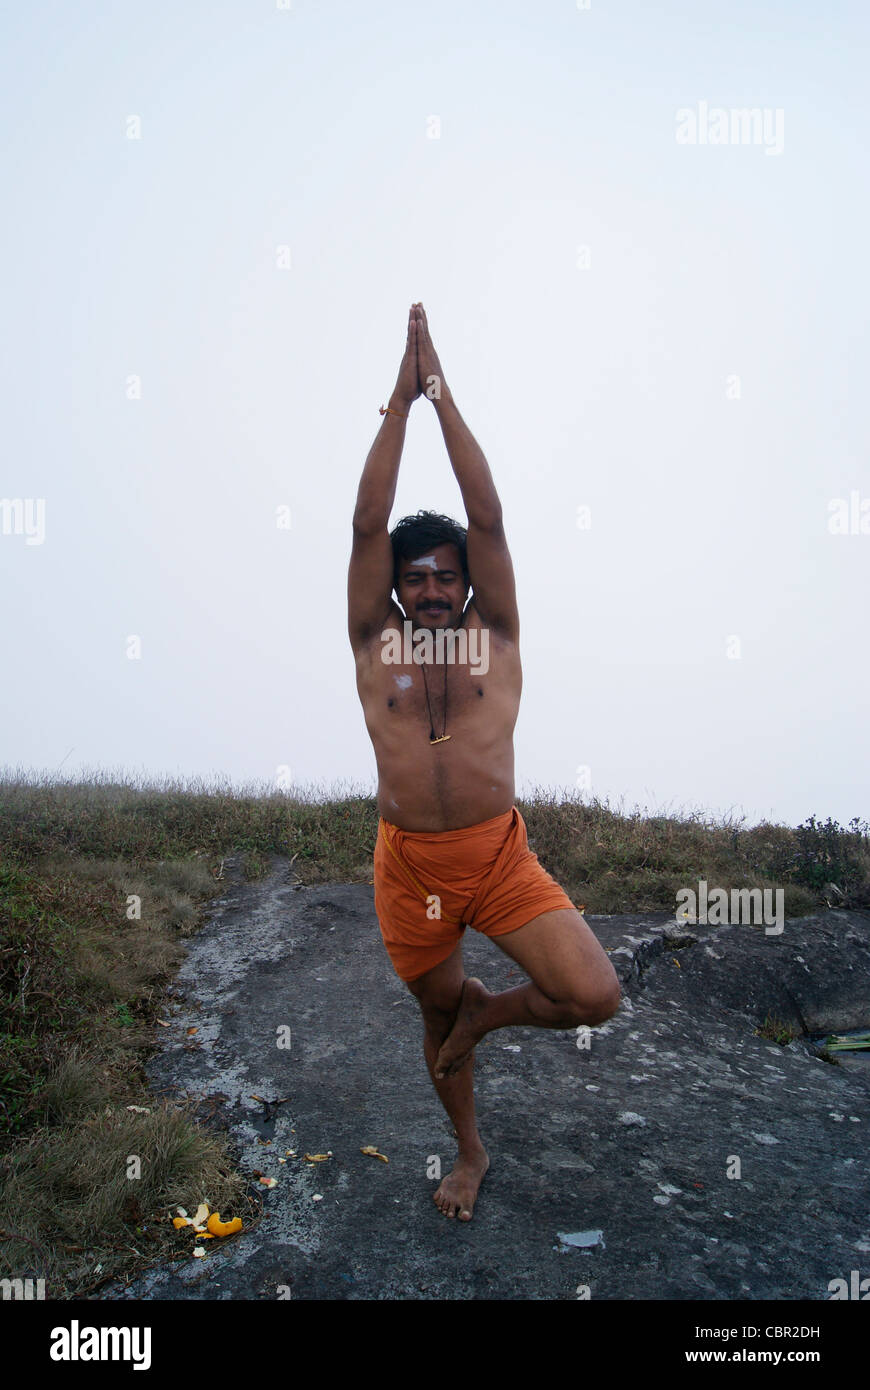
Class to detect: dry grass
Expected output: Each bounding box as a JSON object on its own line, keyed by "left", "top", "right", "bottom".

{"left": 0, "top": 765, "right": 379, "bottom": 884}
{"left": 1, "top": 1088, "right": 249, "bottom": 1297}
{"left": 516, "top": 787, "right": 832, "bottom": 917}
{"left": 0, "top": 796, "right": 245, "bottom": 1298}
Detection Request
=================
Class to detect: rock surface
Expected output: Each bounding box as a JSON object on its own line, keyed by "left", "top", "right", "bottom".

{"left": 101, "top": 855, "right": 870, "bottom": 1301}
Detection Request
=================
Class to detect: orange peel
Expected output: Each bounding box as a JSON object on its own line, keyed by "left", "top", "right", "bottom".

{"left": 172, "top": 1202, "right": 210, "bottom": 1232}
{"left": 207, "top": 1213, "right": 243, "bottom": 1237}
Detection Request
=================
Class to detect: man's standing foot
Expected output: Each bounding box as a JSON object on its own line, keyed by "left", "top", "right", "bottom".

{"left": 433, "top": 1144, "right": 490, "bottom": 1221}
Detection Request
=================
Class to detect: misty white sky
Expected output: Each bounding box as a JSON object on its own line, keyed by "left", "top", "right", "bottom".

{"left": 1, "top": 0, "right": 867, "bottom": 829}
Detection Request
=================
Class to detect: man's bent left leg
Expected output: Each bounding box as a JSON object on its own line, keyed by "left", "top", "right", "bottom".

{"left": 490, "top": 906, "right": 621, "bottom": 1020}
{"left": 434, "top": 908, "right": 620, "bottom": 1079}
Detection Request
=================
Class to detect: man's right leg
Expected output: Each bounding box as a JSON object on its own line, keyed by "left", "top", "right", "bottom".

{"left": 407, "top": 942, "right": 490, "bottom": 1221}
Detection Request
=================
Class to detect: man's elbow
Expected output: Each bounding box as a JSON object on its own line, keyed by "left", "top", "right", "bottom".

{"left": 352, "top": 512, "right": 388, "bottom": 537}
{"left": 469, "top": 507, "right": 504, "bottom": 534}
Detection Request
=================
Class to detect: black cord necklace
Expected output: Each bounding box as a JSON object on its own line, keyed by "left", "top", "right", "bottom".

{"left": 420, "top": 659, "right": 451, "bottom": 743}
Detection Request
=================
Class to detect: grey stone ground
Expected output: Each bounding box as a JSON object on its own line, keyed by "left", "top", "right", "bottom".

{"left": 101, "top": 856, "right": 870, "bottom": 1300}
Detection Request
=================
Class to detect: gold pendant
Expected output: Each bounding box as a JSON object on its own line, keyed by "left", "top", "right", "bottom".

{"left": 430, "top": 734, "right": 452, "bottom": 744}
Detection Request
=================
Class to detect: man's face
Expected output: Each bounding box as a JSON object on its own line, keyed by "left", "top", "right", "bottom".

{"left": 396, "top": 543, "right": 468, "bottom": 630}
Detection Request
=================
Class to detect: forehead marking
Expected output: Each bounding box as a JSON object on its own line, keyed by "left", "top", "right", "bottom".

{"left": 409, "top": 554, "right": 438, "bottom": 569}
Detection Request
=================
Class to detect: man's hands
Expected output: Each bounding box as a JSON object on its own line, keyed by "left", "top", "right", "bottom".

{"left": 414, "top": 302, "right": 447, "bottom": 403}
{"left": 389, "top": 302, "right": 449, "bottom": 413}
{"left": 390, "top": 305, "right": 422, "bottom": 411}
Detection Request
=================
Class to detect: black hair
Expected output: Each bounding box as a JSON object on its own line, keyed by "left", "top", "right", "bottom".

{"left": 390, "top": 510, "right": 470, "bottom": 593}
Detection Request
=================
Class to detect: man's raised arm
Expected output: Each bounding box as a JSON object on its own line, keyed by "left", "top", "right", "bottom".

{"left": 415, "top": 303, "right": 518, "bottom": 639}
{"left": 348, "top": 307, "right": 420, "bottom": 647}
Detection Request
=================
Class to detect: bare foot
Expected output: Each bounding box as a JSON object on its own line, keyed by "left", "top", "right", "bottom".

{"left": 433, "top": 1146, "right": 490, "bottom": 1221}
{"left": 434, "top": 977, "right": 490, "bottom": 1079}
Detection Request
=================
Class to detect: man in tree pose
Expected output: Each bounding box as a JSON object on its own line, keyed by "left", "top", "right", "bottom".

{"left": 348, "top": 303, "right": 620, "bottom": 1221}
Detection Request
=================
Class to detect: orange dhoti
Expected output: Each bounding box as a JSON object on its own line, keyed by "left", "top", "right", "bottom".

{"left": 373, "top": 805, "right": 578, "bottom": 983}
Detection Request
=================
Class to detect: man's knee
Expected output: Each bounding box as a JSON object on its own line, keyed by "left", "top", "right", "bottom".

{"left": 564, "top": 971, "right": 621, "bottom": 1028}
{"left": 408, "top": 974, "right": 463, "bottom": 1033}
{"left": 414, "top": 998, "right": 461, "bottom": 1049}
{"left": 586, "top": 976, "right": 621, "bottom": 1026}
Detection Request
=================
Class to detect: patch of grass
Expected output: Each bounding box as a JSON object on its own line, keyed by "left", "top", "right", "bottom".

{"left": 517, "top": 788, "right": 828, "bottom": 917}
{"left": 0, "top": 767, "right": 380, "bottom": 885}
{"left": 787, "top": 816, "right": 870, "bottom": 906}
{"left": 756, "top": 1015, "right": 798, "bottom": 1046}
{"left": 242, "top": 849, "right": 272, "bottom": 881}
{"left": 0, "top": 830, "right": 243, "bottom": 1297}
{"left": 0, "top": 1094, "right": 250, "bottom": 1297}
{"left": 813, "top": 1047, "right": 841, "bottom": 1066}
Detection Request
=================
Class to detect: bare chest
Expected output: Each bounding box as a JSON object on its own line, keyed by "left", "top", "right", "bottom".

{"left": 380, "top": 660, "right": 485, "bottom": 736}
{"left": 356, "top": 626, "right": 521, "bottom": 742}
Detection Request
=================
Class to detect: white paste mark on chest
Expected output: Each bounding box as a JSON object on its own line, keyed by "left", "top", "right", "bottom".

{"left": 394, "top": 674, "right": 412, "bottom": 689}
